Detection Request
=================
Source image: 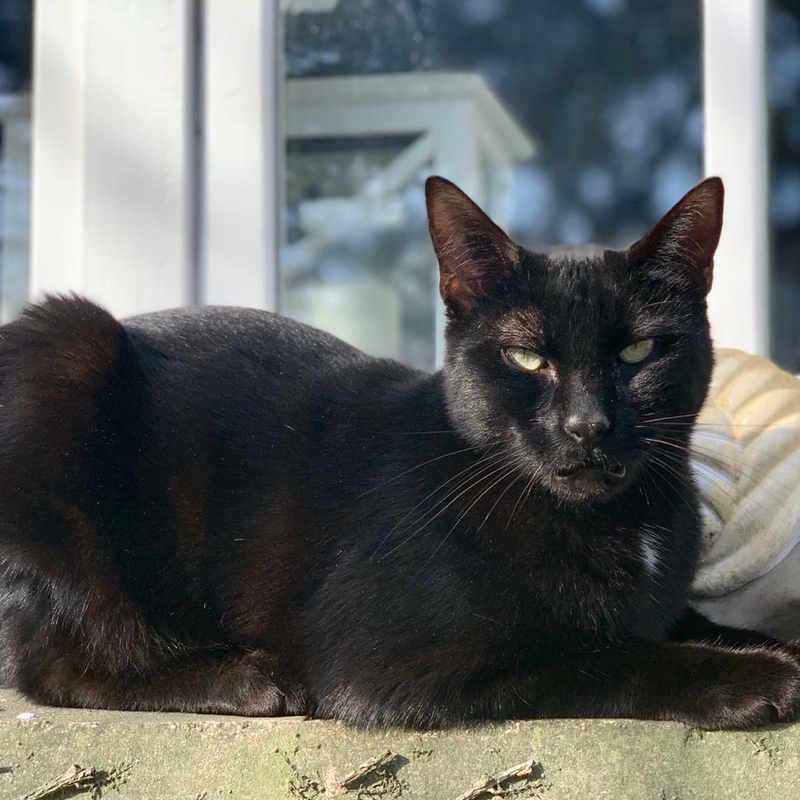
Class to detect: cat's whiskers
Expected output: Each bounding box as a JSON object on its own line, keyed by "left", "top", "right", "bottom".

{"left": 370, "top": 447, "right": 504, "bottom": 557}
{"left": 641, "top": 435, "right": 690, "bottom": 455}
{"left": 651, "top": 446, "right": 774, "bottom": 525}
{"left": 692, "top": 421, "right": 800, "bottom": 429}
{"left": 658, "top": 442, "right": 795, "bottom": 525}
{"left": 385, "top": 455, "right": 520, "bottom": 561}
{"left": 505, "top": 462, "right": 544, "bottom": 532}
{"left": 638, "top": 413, "right": 698, "bottom": 426}
{"left": 642, "top": 415, "right": 800, "bottom": 433}
{"left": 647, "top": 427, "right": 800, "bottom": 506}
{"left": 358, "top": 444, "right": 479, "bottom": 498}
{"left": 376, "top": 450, "right": 522, "bottom": 561}
{"left": 461, "top": 440, "right": 530, "bottom": 526}
{"left": 642, "top": 460, "right": 696, "bottom": 515}
{"left": 637, "top": 443, "right": 698, "bottom": 514}
{"left": 474, "top": 467, "right": 526, "bottom": 537}
{"left": 683, "top": 437, "right": 800, "bottom": 498}
{"left": 423, "top": 458, "right": 524, "bottom": 566}
{"left": 645, "top": 434, "right": 793, "bottom": 533}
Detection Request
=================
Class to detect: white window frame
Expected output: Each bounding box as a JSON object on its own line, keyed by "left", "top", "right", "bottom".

{"left": 703, "top": 0, "right": 768, "bottom": 355}
{"left": 201, "top": 0, "right": 280, "bottom": 310}
{"left": 28, "top": 0, "right": 770, "bottom": 356}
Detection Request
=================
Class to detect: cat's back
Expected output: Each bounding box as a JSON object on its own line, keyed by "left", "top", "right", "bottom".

{"left": 125, "top": 304, "right": 372, "bottom": 379}
{"left": 0, "top": 296, "right": 426, "bottom": 502}
{"left": 0, "top": 297, "right": 400, "bottom": 458}
{"left": 121, "top": 304, "right": 424, "bottom": 445}
{"left": 0, "top": 297, "right": 427, "bottom": 613}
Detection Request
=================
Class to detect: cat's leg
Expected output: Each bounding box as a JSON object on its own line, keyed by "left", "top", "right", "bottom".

{"left": 15, "top": 639, "right": 308, "bottom": 716}
{"left": 0, "top": 572, "right": 305, "bottom": 716}
{"left": 670, "top": 607, "right": 800, "bottom": 656}
{"left": 313, "top": 638, "right": 800, "bottom": 730}
{"left": 474, "top": 639, "right": 800, "bottom": 730}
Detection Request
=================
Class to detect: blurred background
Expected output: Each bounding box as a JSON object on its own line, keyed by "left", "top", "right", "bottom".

{"left": 0, "top": 0, "right": 798, "bottom": 370}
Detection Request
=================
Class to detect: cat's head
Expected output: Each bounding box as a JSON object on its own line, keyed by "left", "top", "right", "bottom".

{"left": 426, "top": 175, "right": 723, "bottom": 503}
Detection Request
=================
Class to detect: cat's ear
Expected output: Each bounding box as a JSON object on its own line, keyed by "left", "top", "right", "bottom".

{"left": 426, "top": 176, "right": 520, "bottom": 315}
{"left": 630, "top": 177, "right": 724, "bottom": 295}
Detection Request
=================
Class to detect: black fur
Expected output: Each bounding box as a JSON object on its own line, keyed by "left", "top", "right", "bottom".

{"left": 0, "top": 176, "right": 798, "bottom": 730}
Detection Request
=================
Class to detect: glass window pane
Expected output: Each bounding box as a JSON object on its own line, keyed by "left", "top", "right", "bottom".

{"left": 281, "top": 0, "right": 701, "bottom": 369}
{"left": 769, "top": 0, "right": 800, "bottom": 371}
{"left": 0, "top": 0, "right": 32, "bottom": 322}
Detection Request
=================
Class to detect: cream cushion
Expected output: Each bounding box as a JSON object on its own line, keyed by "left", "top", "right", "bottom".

{"left": 690, "top": 348, "right": 800, "bottom": 640}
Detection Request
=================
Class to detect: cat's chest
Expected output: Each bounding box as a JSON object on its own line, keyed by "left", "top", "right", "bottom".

{"left": 460, "top": 508, "right": 696, "bottom": 642}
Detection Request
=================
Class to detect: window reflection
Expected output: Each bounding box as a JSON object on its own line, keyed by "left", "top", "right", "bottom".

{"left": 282, "top": 0, "right": 702, "bottom": 368}
{"left": 0, "top": 0, "right": 32, "bottom": 322}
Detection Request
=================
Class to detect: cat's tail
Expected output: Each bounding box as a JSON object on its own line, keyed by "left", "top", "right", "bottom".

{"left": 0, "top": 295, "right": 142, "bottom": 561}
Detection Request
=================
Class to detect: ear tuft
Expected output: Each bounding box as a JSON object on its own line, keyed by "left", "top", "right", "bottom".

{"left": 631, "top": 176, "right": 724, "bottom": 295}
{"left": 425, "top": 176, "right": 519, "bottom": 315}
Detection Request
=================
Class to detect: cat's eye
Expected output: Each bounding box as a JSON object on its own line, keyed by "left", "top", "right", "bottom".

{"left": 619, "top": 338, "right": 655, "bottom": 364}
{"left": 504, "top": 347, "right": 547, "bottom": 372}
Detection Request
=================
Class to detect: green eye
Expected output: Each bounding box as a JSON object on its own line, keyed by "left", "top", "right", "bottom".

{"left": 619, "top": 338, "right": 655, "bottom": 364}
{"left": 505, "top": 347, "right": 546, "bottom": 372}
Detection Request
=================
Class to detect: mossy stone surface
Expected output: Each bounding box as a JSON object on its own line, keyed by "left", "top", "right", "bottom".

{"left": 1, "top": 690, "right": 798, "bottom": 799}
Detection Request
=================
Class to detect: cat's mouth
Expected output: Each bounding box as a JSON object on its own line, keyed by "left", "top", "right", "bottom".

{"left": 556, "top": 464, "right": 627, "bottom": 481}
{"left": 552, "top": 462, "right": 630, "bottom": 500}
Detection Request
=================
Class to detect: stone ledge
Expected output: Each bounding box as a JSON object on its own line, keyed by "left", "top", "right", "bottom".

{"left": 1, "top": 690, "right": 799, "bottom": 799}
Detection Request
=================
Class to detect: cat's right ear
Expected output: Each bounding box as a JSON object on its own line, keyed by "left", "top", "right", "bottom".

{"left": 630, "top": 177, "right": 724, "bottom": 296}
{"left": 425, "top": 176, "right": 519, "bottom": 315}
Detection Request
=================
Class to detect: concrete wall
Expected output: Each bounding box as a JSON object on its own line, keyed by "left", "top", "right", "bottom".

{"left": 1, "top": 690, "right": 799, "bottom": 799}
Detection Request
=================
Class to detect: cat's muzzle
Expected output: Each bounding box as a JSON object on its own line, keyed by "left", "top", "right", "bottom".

{"left": 553, "top": 461, "right": 629, "bottom": 500}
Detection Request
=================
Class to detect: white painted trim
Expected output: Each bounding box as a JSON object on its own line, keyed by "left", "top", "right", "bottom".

{"left": 29, "top": 0, "right": 87, "bottom": 300}
{"left": 286, "top": 73, "right": 534, "bottom": 165}
{"left": 30, "top": 0, "right": 196, "bottom": 318}
{"left": 280, "top": 0, "right": 340, "bottom": 12}
{"left": 703, "top": 0, "right": 768, "bottom": 355}
{"left": 203, "top": 0, "right": 279, "bottom": 310}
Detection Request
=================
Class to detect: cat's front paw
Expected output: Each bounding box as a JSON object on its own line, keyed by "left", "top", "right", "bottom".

{"left": 690, "top": 648, "right": 800, "bottom": 730}
{"left": 227, "top": 650, "right": 308, "bottom": 716}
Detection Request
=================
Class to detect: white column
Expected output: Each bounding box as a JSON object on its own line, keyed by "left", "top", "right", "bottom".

{"left": 29, "top": 1, "right": 86, "bottom": 299}
{"left": 202, "top": 0, "right": 279, "bottom": 310}
{"left": 703, "top": 0, "right": 768, "bottom": 355}
{"left": 30, "top": 0, "right": 196, "bottom": 318}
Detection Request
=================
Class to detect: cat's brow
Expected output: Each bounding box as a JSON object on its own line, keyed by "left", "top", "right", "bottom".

{"left": 495, "top": 310, "right": 544, "bottom": 343}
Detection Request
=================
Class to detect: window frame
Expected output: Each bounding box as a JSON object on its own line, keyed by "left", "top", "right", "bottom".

{"left": 28, "top": 0, "right": 770, "bottom": 356}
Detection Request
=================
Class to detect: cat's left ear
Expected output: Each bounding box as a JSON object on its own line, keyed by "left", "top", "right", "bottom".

{"left": 426, "top": 176, "right": 520, "bottom": 315}
{"left": 630, "top": 177, "right": 724, "bottom": 295}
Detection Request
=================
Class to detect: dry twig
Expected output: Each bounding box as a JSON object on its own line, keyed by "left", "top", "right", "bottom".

{"left": 453, "top": 757, "right": 540, "bottom": 800}
{"left": 341, "top": 751, "right": 394, "bottom": 791}
{"left": 20, "top": 764, "right": 97, "bottom": 800}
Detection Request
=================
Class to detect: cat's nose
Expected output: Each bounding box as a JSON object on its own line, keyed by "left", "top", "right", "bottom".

{"left": 563, "top": 414, "right": 610, "bottom": 446}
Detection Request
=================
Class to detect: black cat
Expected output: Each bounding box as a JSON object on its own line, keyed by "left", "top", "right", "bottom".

{"left": 0, "top": 176, "right": 798, "bottom": 730}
